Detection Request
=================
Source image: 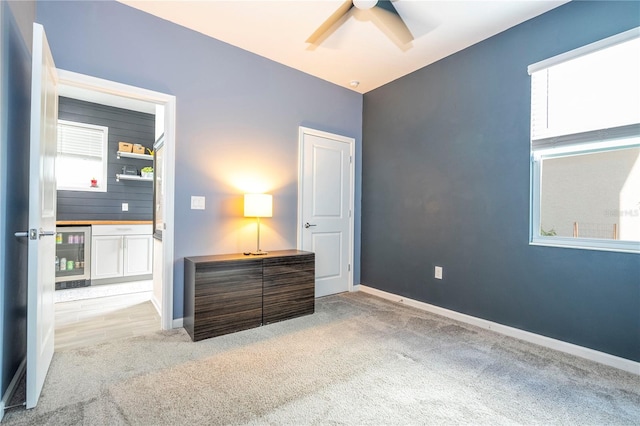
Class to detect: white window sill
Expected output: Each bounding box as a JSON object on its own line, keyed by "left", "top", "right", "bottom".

{"left": 530, "top": 237, "right": 640, "bottom": 254}
{"left": 58, "top": 186, "right": 107, "bottom": 193}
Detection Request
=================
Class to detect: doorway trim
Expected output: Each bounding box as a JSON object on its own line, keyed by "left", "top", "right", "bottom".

{"left": 57, "top": 69, "right": 176, "bottom": 330}
{"left": 296, "top": 126, "right": 355, "bottom": 293}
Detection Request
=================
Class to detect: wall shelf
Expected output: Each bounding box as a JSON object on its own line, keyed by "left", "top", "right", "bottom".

{"left": 117, "top": 151, "right": 153, "bottom": 161}
{"left": 116, "top": 174, "right": 152, "bottom": 182}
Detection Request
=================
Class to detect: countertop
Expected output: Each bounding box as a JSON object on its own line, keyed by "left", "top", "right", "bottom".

{"left": 56, "top": 220, "right": 152, "bottom": 226}
{"left": 185, "top": 250, "right": 314, "bottom": 264}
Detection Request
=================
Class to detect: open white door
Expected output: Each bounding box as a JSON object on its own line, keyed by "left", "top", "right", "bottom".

{"left": 298, "top": 127, "right": 354, "bottom": 298}
{"left": 26, "top": 23, "right": 58, "bottom": 409}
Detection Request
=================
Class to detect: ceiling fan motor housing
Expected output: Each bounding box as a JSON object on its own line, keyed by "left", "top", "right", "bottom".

{"left": 353, "top": 0, "right": 378, "bottom": 10}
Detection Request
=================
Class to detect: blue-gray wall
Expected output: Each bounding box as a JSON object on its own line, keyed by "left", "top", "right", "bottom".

{"left": 362, "top": 1, "right": 640, "bottom": 362}
{"left": 57, "top": 97, "right": 155, "bottom": 221}
{"left": 36, "top": 0, "right": 363, "bottom": 320}
{"left": 0, "top": 0, "right": 35, "bottom": 398}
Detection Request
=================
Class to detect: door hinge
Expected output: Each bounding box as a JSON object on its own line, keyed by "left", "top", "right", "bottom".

{"left": 349, "top": 210, "right": 351, "bottom": 218}
{"left": 350, "top": 155, "right": 353, "bottom": 164}
{"left": 348, "top": 264, "right": 351, "bottom": 272}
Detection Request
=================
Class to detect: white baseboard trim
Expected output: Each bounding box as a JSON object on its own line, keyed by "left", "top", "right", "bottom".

{"left": 358, "top": 285, "right": 639, "bottom": 375}
{"left": 150, "top": 296, "right": 161, "bottom": 316}
{"left": 172, "top": 317, "right": 183, "bottom": 329}
{"left": 1, "top": 357, "right": 26, "bottom": 419}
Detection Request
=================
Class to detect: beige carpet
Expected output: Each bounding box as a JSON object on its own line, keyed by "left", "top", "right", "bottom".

{"left": 3, "top": 292, "right": 639, "bottom": 425}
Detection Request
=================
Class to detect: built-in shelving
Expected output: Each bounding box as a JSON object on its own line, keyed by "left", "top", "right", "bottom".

{"left": 117, "top": 151, "right": 153, "bottom": 161}
{"left": 116, "top": 174, "right": 153, "bottom": 182}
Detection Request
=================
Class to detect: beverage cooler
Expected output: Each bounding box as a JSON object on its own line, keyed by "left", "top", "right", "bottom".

{"left": 55, "top": 226, "right": 91, "bottom": 290}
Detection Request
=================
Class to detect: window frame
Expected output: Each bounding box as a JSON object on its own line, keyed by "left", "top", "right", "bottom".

{"left": 56, "top": 119, "right": 109, "bottom": 193}
{"left": 528, "top": 28, "right": 640, "bottom": 254}
{"left": 530, "top": 138, "right": 640, "bottom": 254}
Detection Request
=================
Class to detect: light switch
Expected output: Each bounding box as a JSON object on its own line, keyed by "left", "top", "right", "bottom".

{"left": 122, "top": 203, "right": 129, "bottom": 212}
{"left": 191, "top": 196, "right": 205, "bottom": 210}
{"left": 435, "top": 266, "right": 443, "bottom": 280}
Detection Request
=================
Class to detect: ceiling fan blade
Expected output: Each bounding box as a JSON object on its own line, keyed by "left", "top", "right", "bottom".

{"left": 306, "top": 0, "right": 354, "bottom": 44}
{"left": 374, "top": 0, "right": 399, "bottom": 15}
{"left": 368, "top": 6, "right": 414, "bottom": 48}
{"left": 390, "top": 0, "right": 440, "bottom": 39}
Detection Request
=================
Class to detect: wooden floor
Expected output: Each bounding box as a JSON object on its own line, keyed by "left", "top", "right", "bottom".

{"left": 55, "top": 291, "right": 160, "bottom": 351}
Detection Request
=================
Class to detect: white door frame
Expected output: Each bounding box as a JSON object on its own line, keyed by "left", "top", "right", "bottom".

{"left": 57, "top": 69, "right": 176, "bottom": 330}
{"left": 297, "top": 126, "right": 355, "bottom": 293}
{"left": 0, "top": 2, "right": 5, "bottom": 417}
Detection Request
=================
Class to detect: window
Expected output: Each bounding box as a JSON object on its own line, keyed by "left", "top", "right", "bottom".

{"left": 56, "top": 120, "right": 108, "bottom": 192}
{"left": 529, "top": 28, "right": 640, "bottom": 253}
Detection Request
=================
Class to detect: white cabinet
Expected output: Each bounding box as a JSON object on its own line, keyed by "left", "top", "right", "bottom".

{"left": 92, "top": 235, "right": 124, "bottom": 279}
{"left": 124, "top": 234, "right": 153, "bottom": 276}
{"left": 91, "top": 225, "right": 152, "bottom": 281}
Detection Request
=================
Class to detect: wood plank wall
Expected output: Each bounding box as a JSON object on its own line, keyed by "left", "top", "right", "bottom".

{"left": 57, "top": 97, "right": 155, "bottom": 221}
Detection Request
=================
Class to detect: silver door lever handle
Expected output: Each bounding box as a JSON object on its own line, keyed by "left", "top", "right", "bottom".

{"left": 304, "top": 222, "right": 317, "bottom": 228}
{"left": 14, "top": 228, "right": 55, "bottom": 240}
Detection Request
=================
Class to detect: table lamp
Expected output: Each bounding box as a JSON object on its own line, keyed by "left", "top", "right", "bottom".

{"left": 244, "top": 193, "right": 272, "bottom": 255}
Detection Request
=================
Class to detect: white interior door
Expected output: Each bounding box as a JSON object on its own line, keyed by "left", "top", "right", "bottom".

{"left": 298, "top": 127, "right": 354, "bottom": 298}
{"left": 26, "top": 23, "right": 58, "bottom": 409}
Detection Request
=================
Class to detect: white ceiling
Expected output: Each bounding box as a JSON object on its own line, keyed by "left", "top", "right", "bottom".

{"left": 118, "top": 0, "right": 568, "bottom": 93}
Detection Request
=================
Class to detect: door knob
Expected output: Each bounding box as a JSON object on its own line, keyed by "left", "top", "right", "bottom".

{"left": 304, "top": 222, "right": 317, "bottom": 229}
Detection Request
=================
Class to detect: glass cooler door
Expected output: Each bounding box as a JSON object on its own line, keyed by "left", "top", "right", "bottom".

{"left": 55, "top": 226, "right": 91, "bottom": 283}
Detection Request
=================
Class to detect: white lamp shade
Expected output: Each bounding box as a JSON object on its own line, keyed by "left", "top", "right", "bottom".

{"left": 244, "top": 194, "right": 273, "bottom": 218}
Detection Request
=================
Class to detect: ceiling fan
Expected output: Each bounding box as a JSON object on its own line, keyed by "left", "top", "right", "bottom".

{"left": 306, "top": 0, "right": 428, "bottom": 49}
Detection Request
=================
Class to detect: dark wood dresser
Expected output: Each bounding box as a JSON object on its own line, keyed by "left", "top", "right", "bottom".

{"left": 184, "top": 250, "right": 315, "bottom": 342}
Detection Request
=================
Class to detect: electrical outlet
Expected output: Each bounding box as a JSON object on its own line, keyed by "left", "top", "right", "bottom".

{"left": 435, "top": 266, "right": 443, "bottom": 280}
{"left": 122, "top": 203, "right": 128, "bottom": 212}
{"left": 191, "top": 196, "right": 205, "bottom": 210}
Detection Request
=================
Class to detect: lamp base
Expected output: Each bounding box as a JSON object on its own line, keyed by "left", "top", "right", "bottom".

{"left": 251, "top": 250, "right": 268, "bottom": 256}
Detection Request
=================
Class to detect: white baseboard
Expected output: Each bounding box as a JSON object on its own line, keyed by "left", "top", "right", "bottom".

{"left": 1, "top": 357, "right": 27, "bottom": 420}
{"left": 172, "top": 317, "right": 183, "bottom": 329}
{"left": 150, "top": 296, "right": 161, "bottom": 316}
{"left": 358, "top": 285, "right": 639, "bottom": 375}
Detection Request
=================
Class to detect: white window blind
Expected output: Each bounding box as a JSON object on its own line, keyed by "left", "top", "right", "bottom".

{"left": 530, "top": 34, "right": 640, "bottom": 144}
{"left": 57, "top": 121, "right": 105, "bottom": 158}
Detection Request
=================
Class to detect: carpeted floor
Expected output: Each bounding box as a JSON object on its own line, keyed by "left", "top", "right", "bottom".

{"left": 3, "top": 292, "right": 639, "bottom": 425}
